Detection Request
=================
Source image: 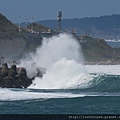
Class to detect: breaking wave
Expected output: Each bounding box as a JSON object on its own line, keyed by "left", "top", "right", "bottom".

{"left": 19, "top": 33, "right": 120, "bottom": 90}
{"left": 0, "top": 73, "right": 120, "bottom": 101}
{"left": 20, "top": 33, "right": 90, "bottom": 89}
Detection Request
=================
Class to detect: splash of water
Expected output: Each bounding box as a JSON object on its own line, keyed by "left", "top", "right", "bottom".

{"left": 20, "top": 33, "right": 92, "bottom": 89}
{"left": 29, "top": 58, "right": 92, "bottom": 89}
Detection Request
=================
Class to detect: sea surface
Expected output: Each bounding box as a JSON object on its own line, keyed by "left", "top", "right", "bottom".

{"left": 105, "top": 39, "right": 120, "bottom": 48}
{"left": 0, "top": 65, "right": 120, "bottom": 115}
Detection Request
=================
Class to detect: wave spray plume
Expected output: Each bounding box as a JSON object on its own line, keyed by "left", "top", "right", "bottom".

{"left": 20, "top": 33, "right": 92, "bottom": 89}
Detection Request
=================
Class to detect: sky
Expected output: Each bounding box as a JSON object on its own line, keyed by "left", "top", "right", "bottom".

{"left": 0, "top": 0, "right": 120, "bottom": 23}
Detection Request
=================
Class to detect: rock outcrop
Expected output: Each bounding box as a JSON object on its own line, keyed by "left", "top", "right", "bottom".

{"left": 0, "top": 63, "right": 33, "bottom": 88}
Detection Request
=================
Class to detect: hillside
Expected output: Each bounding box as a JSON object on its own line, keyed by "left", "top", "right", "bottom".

{"left": 80, "top": 36, "right": 120, "bottom": 63}
{"left": 0, "top": 13, "right": 120, "bottom": 63}
{"left": 37, "top": 14, "right": 120, "bottom": 39}
{"left": 0, "top": 13, "right": 20, "bottom": 38}
{"left": 27, "top": 23, "right": 53, "bottom": 33}
{"left": 0, "top": 13, "right": 18, "bottom": 32}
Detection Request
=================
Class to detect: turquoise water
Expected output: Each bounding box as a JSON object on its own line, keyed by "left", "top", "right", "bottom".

{"left": 1, "top": 96, "right": 120, "bottom": 114}
{"left": 0, "top": 74, "right": 120, "bottom": 114}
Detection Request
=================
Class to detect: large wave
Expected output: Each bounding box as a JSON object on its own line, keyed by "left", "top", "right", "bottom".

{"left": 19, "top": 33, "right": 120, "bottom": 90}
{"left": 1, "top": 73, "right": 120, "bottom": 101}
{"left": 29, "top": 58, "right": 92, "bottom": 89}
{"left": 19, "top": 33, "right": 93, "bottom": 89}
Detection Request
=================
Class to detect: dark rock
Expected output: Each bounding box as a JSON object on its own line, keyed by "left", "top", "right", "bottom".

{"left": 0, "top": 63, "right": 9, "bottom": 77}
{"left": 13, "top": 79, "right": 22, "bottom": 88}
{"left": 3, "top": 77, "right": 15, "bottom": 88}
{"left": 8, "top": 70, "right": 16, "bottom": 78}
{"left": 17, "top": 67, "right": 32, "bottom": 88}
{"left": 0, "top": 75, "right": 3, "bottom": 87}
{"left": 0, "top": 63, "right": 35, "bottom": 88}
{"left": 11, "top": 64, "right": 17, "bottom": 73}
{"left": 18, "top": 67, "right": 27, "bottom": 79}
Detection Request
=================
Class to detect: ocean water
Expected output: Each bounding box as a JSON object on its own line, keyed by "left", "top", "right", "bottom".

{"left": 105, "top": 39, "right": 120, "bottom": 48}
{"left": 1, "top": 34, "right": 120, "bottom": 115}
{"left": 1, "top": 65, "right": 120, "bottom": 114}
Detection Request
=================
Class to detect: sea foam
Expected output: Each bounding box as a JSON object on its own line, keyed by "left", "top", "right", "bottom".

{"left": 20, "top": 33, "right": 93, "bottom": 89}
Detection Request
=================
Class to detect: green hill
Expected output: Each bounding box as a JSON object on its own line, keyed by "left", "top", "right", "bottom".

{"left": 0, "top": 13, "right": 18, "bottom": 31}
{"left": 27, "top": 23, "right": 52, "bottom": 33}
{"left": 37, "top": 14, "right": 120, "bottom": 39}
{"left": 0, "top": 13, "right": 20, "bottom": 38}
{"left": 0, "top": 13, "right": 120, "bottom": 63}
{"left": 80, "top": 35, "right": 120, "bottom": 63}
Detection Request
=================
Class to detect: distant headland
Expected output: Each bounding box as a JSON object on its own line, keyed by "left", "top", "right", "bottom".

{"left": 0, "top": 13, "right": 120, "bottom": 64}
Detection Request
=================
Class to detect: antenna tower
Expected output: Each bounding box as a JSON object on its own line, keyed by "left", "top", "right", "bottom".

{"left": 57, "top": 11, "right": 62, "bottom": 32}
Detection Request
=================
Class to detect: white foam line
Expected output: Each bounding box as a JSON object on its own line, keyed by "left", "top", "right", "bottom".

{"left": 0, "top": 89, "right": 86, "bottom": 101}
{"left": 105, "top": 39, "right": 120, "bottom": 42}
{"left": 1, "top": 88, "right": 120, "bottom": 101}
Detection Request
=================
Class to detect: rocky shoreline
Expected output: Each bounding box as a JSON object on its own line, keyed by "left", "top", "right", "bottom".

{"left": 0, "top": 63, "right": 36, "bottom": 88}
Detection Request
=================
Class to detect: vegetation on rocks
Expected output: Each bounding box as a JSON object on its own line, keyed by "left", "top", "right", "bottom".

{"left": 0, "top": 13, "right": 24, "bottom": 39}
{"left": 0, "top": 13, "right": 120, "bottom": 63}
{"left": 27, "top": 22, "right": 52, "bottom": 33}
{"left": 81, "top": 35, "right": 120, "bottom": 62}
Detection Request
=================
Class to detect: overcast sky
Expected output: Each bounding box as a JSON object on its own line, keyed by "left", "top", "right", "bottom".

{"left": 0, "top": 0, "right": 120, "bottom": 23}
